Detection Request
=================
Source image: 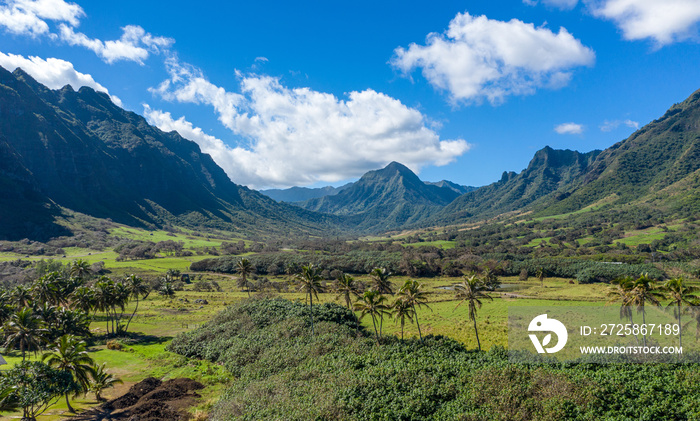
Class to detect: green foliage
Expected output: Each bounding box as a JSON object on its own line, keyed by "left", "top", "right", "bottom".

{"left": 0, "top": 361, "right": 75, "bottom": 420}
{"left": 169, "top": 297, "right": 700, "bottom": 420}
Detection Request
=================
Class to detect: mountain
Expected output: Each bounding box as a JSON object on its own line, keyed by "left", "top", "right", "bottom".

{"left": 424, "top": 180, "right": 477, "bottom": 195}
{"left": 429, "top": 88, "right": 700, "bottom": 227}
{"left": 428, "top": 147, "right": 601, "bottom": 225}
{"left": 0, "top": 66, "right": 339, "bottom": 241}
{"left": 540, "top": 89, "right": 700, "bottom": 216}
{"left": 261, "top": 183, "right": 352, "bottom": 202}
{"left": 297, "top": 162, "right": 461, "bottom": 231}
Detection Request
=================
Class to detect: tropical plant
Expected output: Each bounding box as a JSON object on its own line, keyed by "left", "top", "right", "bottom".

{"left": 12, "top": 285, "right": 32, "bottom": 308}
{"left": 3, "top": 307, "right": 47, "bottom": 361}
{"left": 396, "top": 279, "right": 431, "bottom": 342}
{"left": 333, "top": 272, "right": 361, "bottom": 310}
{"left": 630, "top": 273, "right": 665, "bottom": 346}
{"left": 293, "top": 265, "right": 325, "bottom": 335}
{"left": 391, "top": 298, "right": 414, "bottom": 340}
{"left": 454, "top": 274, "right": 493, "bottom": 351}
{"left": 42, "top": 335, "right": 95, "bottom": 413}
{"left": 370, "top": 267, "right": 393, "bottom": 295}
{"left": 607, "top": 276, "right": 635, "bottom": 323}
{"left": 536, "top": 267, "right": 546, "bottom": 287}
{"left": 0, "top": 361, "right": 74, "bottom": 420}
{"left": 123, "top": 274, "right": 150, "bottom": 333}
{"left": 69, "top": 259, "right": 92, "bottom": 280}
{"left": 90, "top": 363, "right": 123, "bottom": 401}
{"left": 353, "top": 290, "right": 390, "bottom": 343}
{"left": 663, "top": 277, "right": 698, "bottom": 348}
{"left": 237, "top": 258, "right": 254, "bottom": 297}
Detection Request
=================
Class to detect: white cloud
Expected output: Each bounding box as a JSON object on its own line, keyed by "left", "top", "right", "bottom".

{"left": 600, "top": 118, "right": 639, "bottom": 132}
{"left": 0, "top": 51, "right": 121, "bottom": 106}
{"left": 391, "top": 12, "right": 595, "bottom": 105}
{"left": 0, "top": 0, "right": 82, "bottom": 37}
{"left": 148, "top": 61, "right": 471, "bottom": 189}
{"left": 590, "top": 0, "right": 700, "bottom": 45}
{"left": 554, "top": 122, "right": 584, "bottom": 134}
{"left": 59, "top": 24, "right": 173, "bottom": 64}
{"left": 524, "top": 0, "right": 579, "bottom": 10}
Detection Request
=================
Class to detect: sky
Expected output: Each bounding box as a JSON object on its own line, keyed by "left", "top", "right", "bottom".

{"left": 1, "top": 0, "right": 700, "bottom": 190}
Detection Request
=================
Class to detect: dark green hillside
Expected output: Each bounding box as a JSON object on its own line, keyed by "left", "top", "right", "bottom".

{"left": 542, "top": 89, "right": 700, "bottom": 216}
{"left": 298, "top": 162, "right": 461, "bottom": 231}
{"left": 429, "top": 147, "right": 600, "bottom": 225}
{"left": 0, "top": 66, "right": 340, "bottom": 240}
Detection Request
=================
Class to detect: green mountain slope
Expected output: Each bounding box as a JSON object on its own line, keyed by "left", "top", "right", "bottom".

{"left": 0, "top": 66, "right": 339, "bottom": 240}
{"left": 297, "top": 162, "right": 461, "bottom": 231}
{"left": 429, "top": 147, "right": 601, "bottom": 225}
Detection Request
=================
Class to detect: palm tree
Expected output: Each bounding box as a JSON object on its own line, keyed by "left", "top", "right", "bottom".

{"left": 70, "top": 286, "right": 95, "bottom": 313}
{"left": 454, "top": 274, "right": 493, "bottom": 351}
{"left": 607, "top": 276, "right": 635, "bottom": 323}
{"left": 12, "top": 285, "right": 32, "bottom": 308}
{"left": 3, "top": 307, "right": 47, "bottom": 361}
{"left": 293, "top": 265, "right": 325, "bottom": 335}
{"left": 391, "top": 298, "right": 415, "bottom": 340}
{"left": 69, "top": 259, "right": 92, "bottom": 280}
{"left": 237, "top": 258, "right": 254, "bottom": 297}
{"left": 664, "top": 277, "right": 698, "bottom": 349}
{"left": 334, "top": 272, "right": 361, "bottom": 310}
{"left": 396, "top": 279, "right": 431, "bottom": 342}
{"left": 124, "top": 274, "right": 150, "bottom": 334}
{"left": 630, "top": 273, "right": 665, "bottom": 346}
{"left": 32, "top": 273, "right": 60, "bottom": 306}
{"left": 90, "top": 363, "right": 123, "bottom": 401}
{"left": 42, "top": 335, "right": 95, "bottom": 413}
{"left": 370, "top": 267, "right": 393, "bottom": 295}
{"left": 353, "top": 290, "right": 390, "bottom": 344}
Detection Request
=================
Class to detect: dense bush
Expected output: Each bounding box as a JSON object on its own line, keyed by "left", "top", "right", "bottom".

{"left": 170, "top": 298, "right": 700, "bottom": 420}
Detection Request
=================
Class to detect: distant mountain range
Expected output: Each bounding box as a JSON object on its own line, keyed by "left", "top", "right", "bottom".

{"left": 0, "top": 66, "right": 339, "bottom": 241}
{"left": 2, "top": 63, "right": 700, "bottom": 241}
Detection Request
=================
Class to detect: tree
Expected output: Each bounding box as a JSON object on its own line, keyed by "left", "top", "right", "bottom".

{"left": 0, "top": 361, "right": 74, "bottom": 420}
{"left": 32, "top": 273, "right": 60, "bottom": 306}
{"left": 237, "top": 258, "right": 254, "bottom": 298}
{"left": 90, "top": 363, "right": 123, "bottom": 401}
{"left": 536, "top": 267, "right": 546, "bottom": 287}
{"left": 124, "top": 274, "right": 150, "bottom": 334}
{"left": 42, "top": 335, "right": 95, "bottom": 413}
{"left": 334, "top": 272, "right": 361, "bottom": 310}
{"left": 630, "top": 273, "right": 665, "bottom": 347}
{"left": 293, "top": 265, "right": 325, "bottom": 336}
{"left": 454, "top": 274, "right": 493, "bottom": 351}
{"left": 396, "top": 279, "right": 431, "bottom": 342}
{"left": 12, "top": 285, "right": 32, "bottom": 308}
{"left": 391, "top": 298, "right": 414, "bottom": 340}
{"left": 607, "top": 276, "right": 635, "bottom": 323}
{"left": 663, "top": 277, "right": 698, "bottom": 349}
{"left": 370, "top": 267, "right": 394, "bottom": 295}
{"left": 69, "top": 259, "right": 92, "bottom": 281}
{"left": 3, "top": 307, "right": 47, "bottom": 361}
{"left": 353, "top": 290, "right": 390, "bottom": 344}
{"left": 69, "top": 286, "right": 95, "bottom": 313}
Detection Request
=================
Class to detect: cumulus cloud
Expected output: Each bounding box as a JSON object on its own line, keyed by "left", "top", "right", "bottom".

{"left": 600, "top": 118, "right": 639, "bottom": 132}
{"left": 0, "top": 0, "right": 172, "bottom": 64}
{"left": 148, "top": 60, "right": 471, "bottom": 188}
{"left": 59, "top": 24, "right": 173, "bottom": 64}
{"left": 590, "top": 0, "right": 700, "bottom": 45}
{"left": 523, "top": 0, "right": 579, "bottom": 10}
{"left": 554, "top": 122, "right": 584, "bottom": 134}
{"left": 0, "top": 0, "right": 82, "bottom": 37}
{"left": 391, "top": 12, "right": 595, "bottom": 105}
{"left": 0, "top": 51, "right": 121, "bottom": 105}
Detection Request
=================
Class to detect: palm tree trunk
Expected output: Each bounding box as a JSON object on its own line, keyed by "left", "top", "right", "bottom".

{"left": 125, "top": 297, "right": 139, "bottom": 333}
{"left": 371, "top": 315, "right": 379, "bottom": 344}
{"left": 309, "top": 292, "right": 314, "bottom": 336}
{"left": 379, "top": 314, "right": 383, "bottom": 337}
{"left": 473, "top": 316, "right": 481, "bottom": 351}
{"left": 642, "top": 305, "right": 647, "bottom": 347}
{"left": 413, "top": 304, "right": 423, "bottom": 343}
{"left": 66, "top": 393, "right": 75, "bottom": 413}
{"left": 401, "top": 318, "right": 404, "bottom": 340}
{"left": 678, "top": 302, "right": 683, "bottom": 349}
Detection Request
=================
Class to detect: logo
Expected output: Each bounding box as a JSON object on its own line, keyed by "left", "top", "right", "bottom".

{"left": 528, "top": 314, "right": 568, "bottom": 354}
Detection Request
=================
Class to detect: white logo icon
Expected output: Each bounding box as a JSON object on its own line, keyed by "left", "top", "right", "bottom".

{"left": 528, "top": 314, "right": 568, "bottom": 354}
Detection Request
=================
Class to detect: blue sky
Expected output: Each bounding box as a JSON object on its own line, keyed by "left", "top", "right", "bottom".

{"left": 1, "top": 0, "right": 700, "bottom": 189}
